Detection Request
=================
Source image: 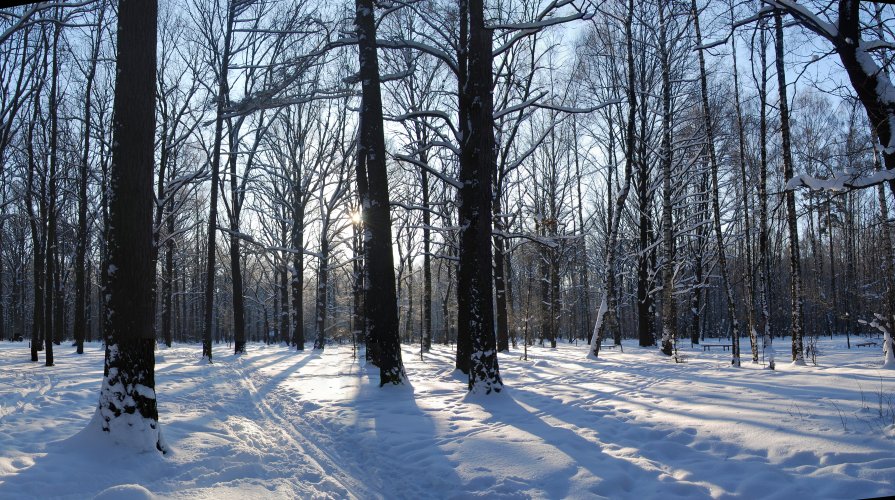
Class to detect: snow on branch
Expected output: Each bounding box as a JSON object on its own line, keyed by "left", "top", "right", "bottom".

{"left": 218, "top": 227, "right": 324, "bottom": 259}
{"left": 0, "top": 1, "right": 96, "bottom": 47}
{"left": 785, "top": 170, "right": 895, "bottom": 193}
{"left": 393, "top": 153, "right": 463, "bottom": 189}
{"left": 532, "top": 98, "right": 622, "bottom": 114}
{"left": 390, "top": 109, "right": 458, "bottom": 137}
{"left": 762, "top": 0, "right": 838, "bottom": 41}
{"left": 489, "top": 12, "right": 591, "bottom": 31}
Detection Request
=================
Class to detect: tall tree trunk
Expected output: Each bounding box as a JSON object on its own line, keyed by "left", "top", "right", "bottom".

{"left": 731, "top": 10, "right": 758, "bottom": 362}
{"left": 26, "top": 102, "right": 43, "bottom": 362}
{"left": 694, "top": 0, "right": 740, "bottom": 365}
{"left": 592, "top": 0, "right": 636, "bottom": 357}
{"left": 315, "top": 229, "right": 329, "bottom": 350}
{"left": 162, "top": 208, "right": 174, "bottom": 347}
{"left": 356, "top": 0, "right": 406, "bottom": 385}
{"left": 659, "top": 0, "right": 676, "bottom": 357}
{"left": 493, "top": 196, "right": 509, "bottom": 352}
{"left": 458, "top": 0, "right": 501, "bottom": 393}
{"left": 96, "top": 0, "right": 163, "bottom": 452}
{"left": 421, "top": 168, "right": 433, "bottom": 352}
{"left": 757, "top": 22, "right": 775, "bottom": 369}
{"left": 774, "top": 10, "right": 805, "bottom": 364}
{"left": 75, "top": 6, "right": 104, "bottom": 354}
{"left": 572, "top": 116, "right": 592, "bottom": 345}
{"left": 229, "top": 129, "right": 246, "bottom": 354}
{"left": 201, "top": 0, "right": 236, "bottom": 362}
{"left": 44, "top": 19, "right": 61, "bottom": 365}
{"left": 291, "top": 198, "right": 304, "bottom": 350}
{"left": 352, "top": 213, "right": 365, "bottom": 352}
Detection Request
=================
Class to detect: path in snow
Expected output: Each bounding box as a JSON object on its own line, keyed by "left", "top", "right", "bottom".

{"left": 0, "top": 337, "right": 893, "bottom": 499}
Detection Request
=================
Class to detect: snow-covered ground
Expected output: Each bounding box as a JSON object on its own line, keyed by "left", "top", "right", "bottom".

{"left": 0, "top": 337, "right": 893, "bottom": 499}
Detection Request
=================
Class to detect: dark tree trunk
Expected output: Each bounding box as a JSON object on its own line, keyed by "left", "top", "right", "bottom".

{"left": 291, "top": 200, "right": 304, "bottom": 350}
{"left": 493, "top": 197, "right": 509, "bottom": 352}
{"left": 352, "top": 215, "right": 365, "bottom": 351}
{"left": 162, "top": 210, "right": 174, "bottom": 347}
{"left": 356, "top": 0, "right": 405, "bottom": 385}
{"left": 229, "top": 130, "right": 246, "bottom": 354}
{"left": 757, "top": 23, "right": 775, "bottom": 369}
{"left": 44, "top": 19, "right": 61, "bottom": 365}
{"left": 75, "top": 4, "right": 105, "bottom": 355}
{"left": 774, "top": 11, "right": 805, "bottom": 364}
{"left": 454, "top": 0, "right": 471, "bottom": 374}
{"left": 421, "top": 169, "right": 432, "bottom": 352}
{"left": 659, "top": 0, "right": 676, "bottom": 357}
{"left": 458, "top": 0, "right": 501, "bottom": 393}
{"left": 593, "top": 0, "right": 636, "bottom": 356}
{"left": 26, "top": 106, "right": 43, "bottom": 362}
{"left": 730, "top": 14, "right": 758, "bottom": 362}
{"left": 315, "top": 235, "right": 329, "bottom": 350}
{"left": 201, "top": 0, "right": 236, "bottom": 363}
{"left": 694, "top": 0, "right": 740, "bottom": 365}
{"left": 96, "top": 0, "right": 162, "bottom": 452}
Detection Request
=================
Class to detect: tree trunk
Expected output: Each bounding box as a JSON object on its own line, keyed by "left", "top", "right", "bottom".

{"left": 593, "top": 0, "right": 636, "bottom": 357}
{"left": 75, "top": 4, "right": 104, "bottom": 354}
{"left": 315, "top": 231, "right": 329, "bottom": 350}
{"left": 201, "top": 0, "right": 236, "bottom": 363}
{"left": 694, "top": 0, "right": 740, "bottom": 365}
{"left": 757, "top": 22, "right": 775, "bottom": 369}
{"left": 659, "top": 0, "right": 676, "bottom": 357}
{"left": 731, "top": 12, "right": 758, "bottom": 362}
{"left": 458, "top": 0, "right": 502, "bottom": 393}
{"left": 96, "top": 0, "right": 163, "bottom": 452}
{"left": 44, "top": 19, "right": 61, "bottom": 365}
{"left": 229, "top": 127, "right": 246, "bottom": 354}
{"left": 493, "top": 197, "right": 509, "bottom": 352}
{"left": 422, "top": 168, "right": 433, "bottom": 352}
{"left": 774, "top": 10, "right": 805, "bottom": 364}
{"left": 356, "top": 0, "right": 405, "bottom": 385}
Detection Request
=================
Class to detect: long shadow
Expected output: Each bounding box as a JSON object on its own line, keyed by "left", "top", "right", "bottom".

{"left": 344, "top": 376, "right": 465, "bottom": 499}
{"left": 465, "top": 391, "right": 715, "bottom": 498}
{"left": 250, "top": 350, "right": 321, "bottom": 401}
{"left": 506, "top": 385, "right": 894, "bottom": 498}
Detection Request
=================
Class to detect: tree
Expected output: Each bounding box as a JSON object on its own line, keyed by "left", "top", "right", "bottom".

{"left": 356, "top": 0, "right": 406, "bottom": 385}
{"left": 74, "top": 1, "right": 106, "bottom": 355}
{"left": 95, "top": 0, "right": 164, "bottom": 452}
{"left": 458, "top": 0, "right": 501, "bottom": 394}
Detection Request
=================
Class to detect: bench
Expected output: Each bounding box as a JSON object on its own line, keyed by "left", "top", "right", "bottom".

{"left": 703, "top": 343, "right": 732, "bottom": 351}
{"left": 855, "top": 341, "right": 879, "bottom": 348}
{"left": 600, "top": 344, "right": 619, "bottom": 350}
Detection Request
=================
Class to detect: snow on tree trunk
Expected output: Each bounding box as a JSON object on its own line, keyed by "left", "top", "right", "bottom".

{"left": 459, "top": 0, "right": 502, "bottom": 394}
{"left": 94, "top": 0, "right": 164, "bottom": 453}
{"left": 587, "top": 295, "right": 608, "bottom": 360}
{"left": 355, "top": 0, "right": 406, "bottom": 385}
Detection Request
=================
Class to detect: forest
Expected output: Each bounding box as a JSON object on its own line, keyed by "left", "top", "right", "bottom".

{"left": 1, "top": 0, "right": 895, "bottom": 497}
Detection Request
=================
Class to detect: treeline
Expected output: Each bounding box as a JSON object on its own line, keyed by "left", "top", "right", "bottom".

{"left": 0, "top": 0, "right": 894, "bottom": 375}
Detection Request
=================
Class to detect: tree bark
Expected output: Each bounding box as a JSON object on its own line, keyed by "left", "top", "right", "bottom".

{"left": 201, "top": 0, "right": 236, "bottom": 362}
{"left": 774, "top": 10, "right": 805, "bottom": 364}
{"left": 356, "top": 0, "right": 406, "bottom": 385}
{"left": 96, "top": 0, "right": 163, "bottom": 452}
{"left": 458, "top": 0, "right": 502, "bottom": 393}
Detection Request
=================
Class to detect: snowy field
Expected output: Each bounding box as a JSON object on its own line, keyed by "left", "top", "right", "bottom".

{"left": 0, "top": 337, "right": 893, "bottom": 499}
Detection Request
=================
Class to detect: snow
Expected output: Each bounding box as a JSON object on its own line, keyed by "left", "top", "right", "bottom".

{"left": 1, "top": 338, "right": 894, "bottom": 499}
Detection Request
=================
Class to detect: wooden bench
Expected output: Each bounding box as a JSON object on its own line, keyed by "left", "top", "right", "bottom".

{"left": 600, "top": 344, "right": 619, "bottom": 350}
{"left": 703, "top": 343, "right": 732, "bottom": 351}
{"left": 855, "top": 341, "right": 879, "bottom": 348}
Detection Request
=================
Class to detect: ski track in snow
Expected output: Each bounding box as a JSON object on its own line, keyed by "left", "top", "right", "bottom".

{"left": 0, "top": 338, "right": 893, "bottom": 499}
